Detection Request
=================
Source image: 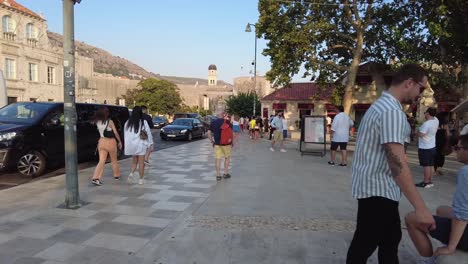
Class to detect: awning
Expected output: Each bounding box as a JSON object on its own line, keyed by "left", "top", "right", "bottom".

{"left": 451, "top": 98, "right": 468, "bottom": 113}
{"left": 272, "top": 103, "right": 287, "bottom": 110}
{"left": 297, "top": 103, "right": 314, "bottom": 109}
{"left": 353, "top": 103, "right": 371, "bottom": 111}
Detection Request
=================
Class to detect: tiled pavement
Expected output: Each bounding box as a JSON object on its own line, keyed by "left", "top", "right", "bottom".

{"left": 0, "top": 134, "right": 466, "bottom": 263}
{"left": 0, "top": 141, "right": 218, "bottom": 263}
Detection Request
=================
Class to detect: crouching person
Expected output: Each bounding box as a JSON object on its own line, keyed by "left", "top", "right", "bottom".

{"left": 405, "top": 134, "right": 468, "bottom": 264}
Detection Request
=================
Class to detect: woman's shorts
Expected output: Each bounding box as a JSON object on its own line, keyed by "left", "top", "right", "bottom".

{"left": 283, "top": 130, "right": 287, "bottom": 138}
{"left": 233, "top": 125, "right": 240, "bottom": 133}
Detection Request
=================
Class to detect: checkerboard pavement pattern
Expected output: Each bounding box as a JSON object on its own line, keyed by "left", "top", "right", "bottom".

{"left": 0, "top": 140, "right": 221, "bottom": 263}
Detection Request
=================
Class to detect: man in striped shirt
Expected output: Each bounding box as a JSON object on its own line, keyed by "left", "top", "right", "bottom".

{"left": 347, "top": 64, "right": 436, "bottom": 263}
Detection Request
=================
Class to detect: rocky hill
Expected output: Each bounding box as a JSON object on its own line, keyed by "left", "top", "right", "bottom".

{"left": 47, "top": 32, "right": 232, "bottom": 85}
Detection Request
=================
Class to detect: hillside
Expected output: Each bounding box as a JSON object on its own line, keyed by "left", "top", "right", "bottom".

{"left": 47, "top": 32, "right": 232, "bottom": 85}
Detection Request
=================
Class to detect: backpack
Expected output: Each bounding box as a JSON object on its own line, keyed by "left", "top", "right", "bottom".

{"left": 220, "top": 120, "right": 233, "bottom": 145}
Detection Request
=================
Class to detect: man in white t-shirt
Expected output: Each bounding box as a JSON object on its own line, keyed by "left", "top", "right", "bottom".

{"left": 416, "top": 107, "right": 439, "bottom": 188}
{"left": 328, "top": 106, "right": 354, "bottom": 166}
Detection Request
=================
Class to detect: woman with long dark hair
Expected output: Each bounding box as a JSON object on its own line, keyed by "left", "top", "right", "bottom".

{"left": 124, "top": 106, "right": 153, "bottom": 185}
{"left": 91, "top": 106, "right": 122, "bottom": 185}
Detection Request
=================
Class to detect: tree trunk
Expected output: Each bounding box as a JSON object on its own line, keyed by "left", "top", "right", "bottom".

{"left": 343, "top": 31, "right": 364, "bottom": 115}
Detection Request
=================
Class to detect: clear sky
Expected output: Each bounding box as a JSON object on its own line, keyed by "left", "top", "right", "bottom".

{"left": 17, "top": 0, "right": 281, "bottom": 84}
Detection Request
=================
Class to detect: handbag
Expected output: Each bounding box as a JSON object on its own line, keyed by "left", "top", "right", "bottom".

{"left": 103, "top": 120, "right": 115, "bottom": 138}
{"left": 139, "top": 121, "right": 148, "bottom": 140}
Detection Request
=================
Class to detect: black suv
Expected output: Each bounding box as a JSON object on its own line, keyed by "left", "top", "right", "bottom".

{"left": 0, "top": 102, "right": 129, "bottom": 176}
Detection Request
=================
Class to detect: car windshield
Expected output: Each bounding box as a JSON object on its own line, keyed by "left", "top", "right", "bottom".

{"left": 0, "top": 103, "right": 54, "bottom": 124}
{"left": 172, "top": 119, "right": 192, "bottom": 127}
{"left": 154, "top": 117, "right": 165, "bottom": 122}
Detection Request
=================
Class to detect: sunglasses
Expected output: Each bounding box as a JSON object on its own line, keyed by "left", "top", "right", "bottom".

{"left": 413, "top": 79, "right": 426, "bottom": 93}
{"left": 454, "top": 145, "right": 466, "bottom": 151}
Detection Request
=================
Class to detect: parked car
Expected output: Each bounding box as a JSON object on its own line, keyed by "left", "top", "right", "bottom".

{"left": 0, "top": 102, "right": 129, "bottom": 177}
{"left": 152, "top": 116, "right": 168, "bottom": 129}
{"left": 160, "top": 118, "right": 204, "bottom": 141}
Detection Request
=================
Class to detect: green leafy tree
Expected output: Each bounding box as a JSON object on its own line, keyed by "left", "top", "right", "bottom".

{"left": 225, "top": 92, "right": 260, "bottom": 117}
{"left": 257, "top": 0, "right": 391, "bottom": 114}
{"left": 122, "top": 78, "right": 183, "bottom": 115}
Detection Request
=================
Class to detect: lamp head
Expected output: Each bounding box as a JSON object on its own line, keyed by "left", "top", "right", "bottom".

{"left": 245, "top": 23, "right": 252, "bottom": 32}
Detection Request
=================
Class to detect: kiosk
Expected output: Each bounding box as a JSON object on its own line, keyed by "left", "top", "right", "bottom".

{"left": 299, "top": 115, "right": 326, "bottom": 156}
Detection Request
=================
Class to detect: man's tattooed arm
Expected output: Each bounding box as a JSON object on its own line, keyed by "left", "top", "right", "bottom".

{"left": 384, "top": 144, "right": 403, "bottom": 177}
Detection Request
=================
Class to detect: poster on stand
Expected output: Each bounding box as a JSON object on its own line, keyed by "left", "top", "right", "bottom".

{"left": 300, "top": 115, "right": 326, "bottom": 156}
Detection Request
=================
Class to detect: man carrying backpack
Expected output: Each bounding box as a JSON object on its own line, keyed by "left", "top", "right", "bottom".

{"left": 208, "top": 110, "right": 233, "bottom": 181}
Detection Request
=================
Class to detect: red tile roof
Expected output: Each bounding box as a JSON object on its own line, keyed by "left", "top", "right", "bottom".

{"left": 262, "top": 82, "right": 335, "bottom": 101}
{"left": 0, "top": 0, "right": 44, "bottom": 20}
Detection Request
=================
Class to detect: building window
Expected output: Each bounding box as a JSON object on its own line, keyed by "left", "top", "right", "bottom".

{"left": 26, "top": 23, "right": 37, "bottom": 39}
{"left": 5, "top": 58, "right": 16, "bottom": 79}
{"left": 47, "top": 66, "right": 56, "bottom": 84}
{"left": 2, "top": 15, "right": 15, "bottom": 41}
{"left": 48, "top": 99, "right": 54, "bottom": 102}
{"left": 29, "top": 63, "right": 38, "bottom": 81}
{"left": 29, "top": 98, "right": 37, "bottom": 102}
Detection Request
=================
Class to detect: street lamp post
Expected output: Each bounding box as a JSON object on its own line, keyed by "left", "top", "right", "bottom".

{"left": 245, "top": 23, "right": 257, "bottom": 116}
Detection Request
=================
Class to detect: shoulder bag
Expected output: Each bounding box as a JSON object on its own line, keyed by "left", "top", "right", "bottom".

{"left": 103, "top": 120, "right": 116, "bottom": 138}
{"left": 139, "top": 120, "right": 148, "bottom": 140}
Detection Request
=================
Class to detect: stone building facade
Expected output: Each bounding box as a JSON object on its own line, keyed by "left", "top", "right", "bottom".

{"left": 233, "top": 75, "right": 272, "bottom": 98}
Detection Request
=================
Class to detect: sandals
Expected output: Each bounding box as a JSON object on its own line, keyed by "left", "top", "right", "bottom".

{"left": 223, "top": 174, "right": 231, "bottom": 179}
{"left": 216, "top": 176, "right": 222, "bottom": 181}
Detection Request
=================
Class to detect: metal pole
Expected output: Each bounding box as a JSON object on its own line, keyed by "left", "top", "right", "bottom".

{"left": 253, "top": 26, "right": 257, "bottom": 116}
{"left": 63, "top": 0, "right": 80, "bottom": 209}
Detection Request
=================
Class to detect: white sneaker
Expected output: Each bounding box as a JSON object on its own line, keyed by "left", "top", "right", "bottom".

{"left": 270, "top": 147, "right": 275, "bottom": 152}
{"left": 127, "top": 173, "right": 134, "bottom": 184}
{"left": 138, "top": 178, "right": 144, "bottom": 185}
{"left": 280, "top": 149, "right": 287, "bottom": 152}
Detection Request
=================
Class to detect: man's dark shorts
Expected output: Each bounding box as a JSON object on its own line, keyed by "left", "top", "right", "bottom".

{"left": 331, "top": 141, "right": 347, "bottom": 151}
{"left": 418, "top": 148, "right": 436, "bottom": 166}
{"left": 429, "top": 216, "right": 468, "bottom": 251}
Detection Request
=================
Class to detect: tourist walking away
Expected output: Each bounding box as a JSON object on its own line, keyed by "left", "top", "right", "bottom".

{"left": 124, "top": 106, "right": 153, "bottom": 185}
{"left": 208, "top": 110, "right": 233, "bottom": 181}
{"left": 256, "top": 116, "right": 263, "bottom": 138}
{"left": 263, "top": 116, "right": 269, "bottom": 138}
{"left": 249, "top": 116, "right": 256, "bottom": 140}
{"left": 91, "top": 106, "right": 122, "bottom": 185}
{"left": 415, "top": 107, "right": 439, "bottom": 188}
{"left": 270, "top": 112, "right": 286, "bottom": 152}
{"left": 269, "top": 115, "right": 275, "bottom": 140}
{"left": 232, "top": 115, "right": 241, "bottom": 145}
{"left": 347, "top": 64, "right": 435, "bottom": 264}
{"left": 141, "top": 105, "right": 154, "bottom": 166}
{"left": 328, "top": 105, "right": 354, "bottom": 166}
{"left": 282, "top": 115, "right": 288, "bottom": 140}
{"left": 240, "top": 116, "right": 245, "bottom": 132}
{"left": 405, "top": 134, "right": 468, "bottom": 264}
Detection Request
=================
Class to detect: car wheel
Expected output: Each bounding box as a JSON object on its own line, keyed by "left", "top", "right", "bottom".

{"left": 187, "top": 132, "right": 193, "bottom": 141}
{"left": 17, "top": 151, "right": 46, "bottom": 177}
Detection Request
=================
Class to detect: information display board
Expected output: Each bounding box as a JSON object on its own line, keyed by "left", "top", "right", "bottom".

{"left": 300, "top": 115, "right": 326, "bottom": 156}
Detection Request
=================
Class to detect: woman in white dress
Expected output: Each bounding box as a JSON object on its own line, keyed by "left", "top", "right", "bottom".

{"left": 124, "top": 106, "right": 153, "bottom": 184}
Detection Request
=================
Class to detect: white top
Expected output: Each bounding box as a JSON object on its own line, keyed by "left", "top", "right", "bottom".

{"left": 418, "top": 117, "right": 439, "bottom": 149}
{"left": 282, "top": 119, "right": 288, "bottom": 131}
{"left": 96, "top": 120, "right": 113, "bottom": 138}
{"left": 239, "top": 117, "right": 244, "bottom": 124}
{"left": 233, "top": 121, "right": 239, "bottom": 126}
{"left": 331, "top": 112, "right": 354, "bottom": 142}
{"left": 124, "top": 120, "right": 153, "bottom": 156}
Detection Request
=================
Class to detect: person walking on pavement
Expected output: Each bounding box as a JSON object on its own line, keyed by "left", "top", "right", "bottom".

{"left": 124, "top": 106, "right": 153, "bottom": 185}
{"left": 249, "top": 116, "right": 256, "bottom": 140}
{"left": 91, "top": 106, "right": 122, "bottom": 185}
{"left": 232, "top": 115, "right": 241, "bottom": 145}
{"left": 240, "top": 116, "right": 245, "bottom": 132}
{"left": 328, "top": 105, "right": 354, "bottom": 166}
{"left": 269, "top": 115, "right": 275, "bottom": 140}
{"left": 263, "top": 116, "right": 269, "bottom": 139}
{"left": 434, "top": 121, "right": 449, "bottom": 176}
{"left": 405, "top": 134, "right": 468, "bottom": 264}
{"left": 141, "top": 105, "right": 154, "bottom": 167}
{"left": 208, "top": 110, "right": 233, "bottom": 181}
{"left": 347, "top": 64, "right": 435, "bottom": 264}
{"left": 282, "top": 115, "right": 288, "bottom": 140}
{"left": 415, "top": 107, "right": 439, "bottom": 188}
{"left": 270, "top": 112, "right": 286, "bottom": 152}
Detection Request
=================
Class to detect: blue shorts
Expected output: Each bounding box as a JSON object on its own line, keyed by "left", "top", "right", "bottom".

{"left": 430, "top": 216, "right": 468, "bottom": 251}
{"left": 233, "top": 125, "right": 240, "bottom": 133}
{"left": 283, "top": 130, "right": 287, "bottom": 138}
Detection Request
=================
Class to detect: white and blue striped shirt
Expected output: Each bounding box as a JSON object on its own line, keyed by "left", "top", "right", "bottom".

{"left": 351, "top": 92, "right": 410, "bottom": 202}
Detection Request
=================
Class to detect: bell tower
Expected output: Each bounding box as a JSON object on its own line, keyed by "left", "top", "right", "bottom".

{"left": 208, "top": 64, "right": 217, "bottom": 86}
